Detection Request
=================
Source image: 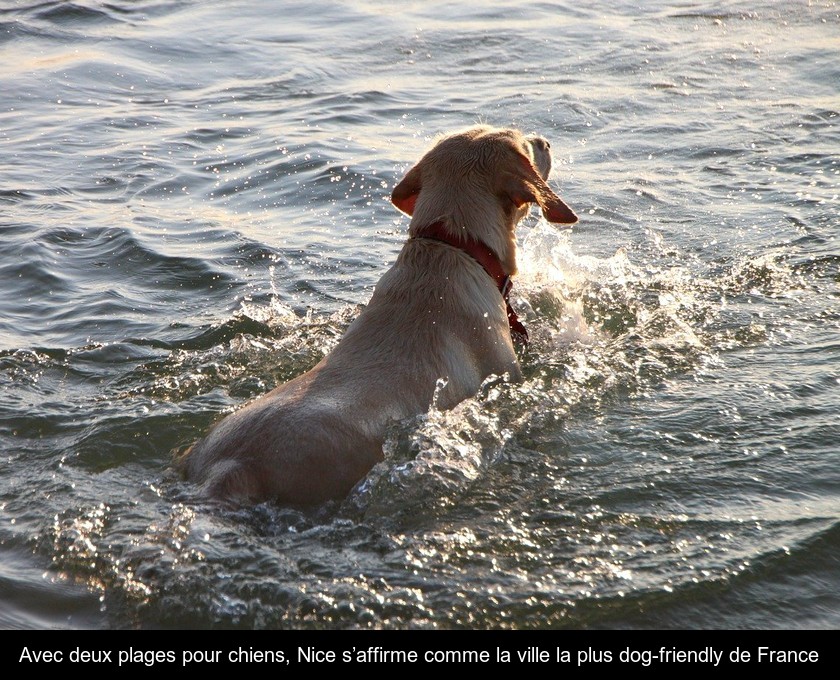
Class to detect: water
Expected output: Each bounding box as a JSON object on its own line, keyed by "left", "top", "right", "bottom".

{"left": 0, "top": 0, "right": 837, "bottom": 629}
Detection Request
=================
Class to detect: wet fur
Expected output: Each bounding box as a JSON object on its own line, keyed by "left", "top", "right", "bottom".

{"left": 178, "top": 125, "right": 576, "bottom": 506}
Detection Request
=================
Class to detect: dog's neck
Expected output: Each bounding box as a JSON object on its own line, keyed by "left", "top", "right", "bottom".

{"left": 407, "top": 193, "right": 518, "bottom": 275}
{"left": 411, "top": 221, "right": 528, "bottom": 345}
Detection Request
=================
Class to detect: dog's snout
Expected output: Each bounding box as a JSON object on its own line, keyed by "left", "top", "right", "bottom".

{"left": 531, "top": 137, "right": 550, "bottom": 151}
{"left": 525, "top": 135, "right": 553, "bottom": 179}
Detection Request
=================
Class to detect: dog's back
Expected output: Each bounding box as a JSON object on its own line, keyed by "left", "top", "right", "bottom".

{"left": 180, "top": 237, "right": 517, "bottom": 505}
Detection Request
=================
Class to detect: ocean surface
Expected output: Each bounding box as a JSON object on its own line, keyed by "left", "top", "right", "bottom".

{"left": 0, "top": 0, "right": 837, "bottom": 629}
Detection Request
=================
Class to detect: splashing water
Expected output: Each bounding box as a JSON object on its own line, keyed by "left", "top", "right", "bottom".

{"left": 344, "top": 217, "right": 758, "bottom": 524}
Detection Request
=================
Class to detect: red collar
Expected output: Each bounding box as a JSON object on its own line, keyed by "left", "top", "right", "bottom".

{"left": 411, "top": 221, "right": 529, "bottom": 345}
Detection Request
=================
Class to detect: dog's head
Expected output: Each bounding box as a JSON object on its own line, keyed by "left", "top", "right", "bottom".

{"left": 391, "top": 126, "right": 577, "bottom": 272}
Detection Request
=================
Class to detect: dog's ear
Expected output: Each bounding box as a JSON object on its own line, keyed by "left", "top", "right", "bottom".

{"left": 391, "top": 163, "right": 423, "bottom": 216}
{"left": 499, "top": 155, "right": 578, "bottom": 225}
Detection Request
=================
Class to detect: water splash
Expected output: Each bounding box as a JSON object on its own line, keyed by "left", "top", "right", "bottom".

{"left": 345, "top": 218, "right": 783, "bottom": 521}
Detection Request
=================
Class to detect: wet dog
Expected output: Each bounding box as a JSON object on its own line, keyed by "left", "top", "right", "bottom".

{"left": 179, "top": 125, "right": 577, "bottom": 505}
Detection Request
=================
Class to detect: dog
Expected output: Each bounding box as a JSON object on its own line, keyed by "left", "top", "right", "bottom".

{"left": 179, "top": 125, "right": 577, "bottom": 506}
